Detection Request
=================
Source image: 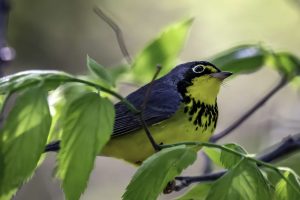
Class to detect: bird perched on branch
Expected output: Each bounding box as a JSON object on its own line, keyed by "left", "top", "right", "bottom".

{"left": 46, "top": 61, "right": 232, "bottom": 165}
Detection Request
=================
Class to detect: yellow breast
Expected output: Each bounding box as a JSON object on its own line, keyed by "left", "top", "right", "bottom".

{"left": 101, "top": 104, "right": 216, "bottom": 165}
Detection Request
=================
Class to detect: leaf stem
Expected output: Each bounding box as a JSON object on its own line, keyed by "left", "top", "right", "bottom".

{"left": 2, "top": 75, "right": 140, "bottom": 114}
{"left": 67, "top": 78, "right": 139, "bottom": 114}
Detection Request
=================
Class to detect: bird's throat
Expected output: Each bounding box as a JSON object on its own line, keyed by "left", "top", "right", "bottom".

{"left": 182, "top": 95, "right": 218, "bottom": 132}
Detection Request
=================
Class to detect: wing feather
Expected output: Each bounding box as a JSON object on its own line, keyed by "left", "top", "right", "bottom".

{"left": 112, "top": 78, "right": 182, "bottom": 137}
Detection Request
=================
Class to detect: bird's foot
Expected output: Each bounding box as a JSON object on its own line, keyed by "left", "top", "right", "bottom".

{"left": 163, "top": 180, "right": 176, "bottom": 194}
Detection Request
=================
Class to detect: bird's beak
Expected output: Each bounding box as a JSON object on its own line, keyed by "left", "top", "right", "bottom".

{"left": 210, "top": 71, "right": 232, "bottom": 80}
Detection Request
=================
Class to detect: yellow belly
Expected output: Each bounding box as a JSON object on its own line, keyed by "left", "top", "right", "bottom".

{"left": 101, "top": 107, "right": 215, "bottom": 164}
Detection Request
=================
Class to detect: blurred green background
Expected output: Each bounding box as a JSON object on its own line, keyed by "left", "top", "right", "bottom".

{"left": 4, "top": 0, "right": 300, "bottom": 199}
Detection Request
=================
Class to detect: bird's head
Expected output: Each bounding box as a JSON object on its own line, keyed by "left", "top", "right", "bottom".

{"left": 172, "top": 61, "right": 232, "bottom": 105}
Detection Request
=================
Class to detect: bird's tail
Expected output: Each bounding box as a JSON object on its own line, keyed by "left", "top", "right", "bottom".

{"left": 45, "top": 141, "right": 60, "bottom": 152}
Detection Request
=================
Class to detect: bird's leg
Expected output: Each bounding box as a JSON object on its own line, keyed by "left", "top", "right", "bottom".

{"left": 163, "top": 180, "right": 176, "bottom": 194}
{"left": 138, "top": 115, "right": 161, "bottom": 152}
{"left": 139, "top": 64, "right": 163, "bottom": 152}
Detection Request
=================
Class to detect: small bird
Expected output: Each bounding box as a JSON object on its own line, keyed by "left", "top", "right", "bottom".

{"left": 46, "top": 61, "right": 232, "bottom": 165}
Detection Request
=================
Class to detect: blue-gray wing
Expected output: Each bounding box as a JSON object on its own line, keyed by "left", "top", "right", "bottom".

{"left": 112, "top": 80, "right": 182, "bottom": 137}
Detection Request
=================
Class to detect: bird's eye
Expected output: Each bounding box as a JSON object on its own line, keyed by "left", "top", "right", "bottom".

{"left": 192, "top": 65, "right": 205, "bottom": 73}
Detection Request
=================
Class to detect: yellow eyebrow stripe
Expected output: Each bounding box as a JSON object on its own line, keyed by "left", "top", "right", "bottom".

{"left": 206, "top": 66, "right": 218, "bottom": 73}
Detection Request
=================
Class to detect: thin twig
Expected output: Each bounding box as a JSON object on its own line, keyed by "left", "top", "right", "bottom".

{"left": 141, "top": 64, "right": 162, "bottom": 110}
{"left": 174, "top": 133, "right": 300, "bottom": 191}
{"left": 210, "top": 76, "right": 288, "bottom": 142}
{"left": 139, "top": 65, "right": 162, "bottom": 151}
{"left": 93, "top": 6, "right": 132, "bottom": 64}
{"left": 69, "top": 77, "right": 140, "bottom": 113}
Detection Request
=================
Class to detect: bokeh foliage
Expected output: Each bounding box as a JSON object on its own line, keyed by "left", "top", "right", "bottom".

{"left": 0, "top": 17, "right": 300, "bottom": 200}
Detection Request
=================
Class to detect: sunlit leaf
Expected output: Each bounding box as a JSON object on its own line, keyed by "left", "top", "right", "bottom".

{"left": 123, "top": 145, "right": 197, "bottom": 200}
{"left": 56, "top": 92, "right": 115, "bottom": 200}
{"left": 275, "top": 170, "right": 300, "bottom": 200}
{"left": 0, "top": 94, "right": 7, "bottom": 112}
{"left": 0, "top": 87, "right": 51, "bottom": 196}
{"left": 87, "top": 56, "right": 115, "bottom": 87}
{"left": 211, "top": 44, "right": 267, "bottom": 74}
{"left": 47, "top": 83, "right": 92, "bottom": 143}
{"left": 0, "top": 188, "right": 17, "bottom": 200}
{"left": 203, "top": 143, "right": 247, "bottom": 169}
{"left": 206, "top": 159, "right": 272, "bottom": 200}
{"left": 176, "top": 183, "right": 212, "bottom": 200}
{"left": 0, "top": 70, "right": 74, "bottom": 94}
{"left": 132, "top": 18, "right": 193, "bottom": 83}
{"left": 202, "top": 147, "right": 223, "bottom": 167}
{"left": 220, "top": 143, "right": 248, "bottom": 169}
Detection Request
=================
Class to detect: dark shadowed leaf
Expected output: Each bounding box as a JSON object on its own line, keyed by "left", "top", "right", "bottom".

{"left": 275, "top": 170, "right": 300, "bottom": 200}
{"left": 0, "top": 87, "right": 51, "bottom": 197}
{"left": 176, "top": 183, "right": 212, "bottom": 200}
{"left": 0, "top": 70, "right": 74, "bottom": 94}
{"left": 132, "top": 18, "right": 193, "bottom": 83}
{"left": 206, "top": 159, "right": 272, "bottom": 200}
{"left": 211, "top": 44, "right": 267, "bottom": 74}
{"left": 56, "top": 92, "right": 115, "bottom": 200}
{"left": 123, "top": 145, "right": 197, "bottom": 200}
{"left": 87, "top": 56, "right": 115, "bottom": 87}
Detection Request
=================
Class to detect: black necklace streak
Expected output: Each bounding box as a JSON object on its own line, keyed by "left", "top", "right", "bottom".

{"left": 182, "top": 96, "right": 218, "bottom": 132}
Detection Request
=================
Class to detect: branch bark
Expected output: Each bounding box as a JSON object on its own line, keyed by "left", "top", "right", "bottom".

{"left": 175, "top": 133, "right": 300, "bottom": 191}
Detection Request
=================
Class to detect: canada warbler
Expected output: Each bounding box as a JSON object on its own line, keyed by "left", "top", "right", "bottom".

{"left": 46, "top": 61, "right": 232, "bottom": 164}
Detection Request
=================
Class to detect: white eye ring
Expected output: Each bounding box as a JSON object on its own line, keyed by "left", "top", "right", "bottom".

{"left": 192, "top": 65, "right": 205, "bottom": 73}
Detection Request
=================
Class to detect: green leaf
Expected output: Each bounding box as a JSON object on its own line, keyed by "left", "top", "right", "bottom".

{"left": 203, "top": 143, "right": 247, "bottom": 169}
{"left": 0, "top": 70, "right": 74, "bottom": 94}
{"left": 56, "top": 92, "right": 115, "bottom": 200}
{"left": 0, "top": 188, "right": 17, "bottom": 200}
{"left": 206, "top": 159, "right": 272, "bottom": 200}
{"left": 176, "top": 183, "right": 212, "bottom": 200}
{"left": 0, "top": 94, "right": 7, "bottom": 112}
{"left": 268, "top": 52, "right": 300, "bottom": 80}
{"left": 275, "top": 170, "right": 300, "bottom": 200}
{"left": 211, "top": 44, "right": 267, "bottom": 74}
{"left": 108, "top": 64, "right": 130, "bottom": 83}
{"left": 132, "top": 18, "right": 193, "bottom": 83}
{"left": 123, "top": 145, "right": 197, "bottom": 200}
{"left": 87, "top": 56, "right": 115, "bottom": 87}
{"left": 47, "top": 83, "right": 92, "bottom": 143}
{"left": 202, "top": 147, "right": 223, "bottom": 167}
{"left": 220, "top": 143, "right": 248, "bottom": 169}
{"left": 0, "top": 87, "right": 51, "bottom": 196}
